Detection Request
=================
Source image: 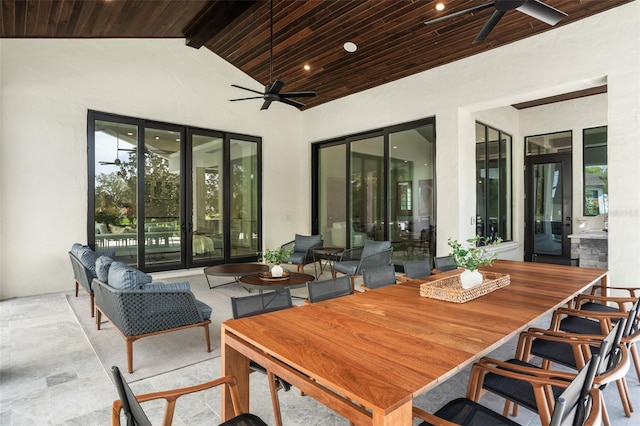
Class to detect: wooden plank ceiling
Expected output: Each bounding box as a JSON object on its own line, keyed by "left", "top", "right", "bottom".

{"left": 0, "top": 0, "right": 631, "bottom": 110}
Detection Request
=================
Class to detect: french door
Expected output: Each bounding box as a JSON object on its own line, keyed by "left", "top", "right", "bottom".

{"left": 524, "top": 153, "right": 573, "bottom": 264}
{"left": 89, "top": 111, "right": 261, "bottom": 272}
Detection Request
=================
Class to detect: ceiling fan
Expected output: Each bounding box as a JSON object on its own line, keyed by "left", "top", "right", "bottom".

{"left": 99, "top": 127, "right": 134, "bottom": 166}
{"left": 424, "top": 0, "right": 567, "bottom": 44}
{"left": 229, "top": 0, "right": 316, "bottom": 110}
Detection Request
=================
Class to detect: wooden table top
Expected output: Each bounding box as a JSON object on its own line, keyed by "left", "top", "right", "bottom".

{"left": 222, "top": 260, "right": 607, "bottom": 424}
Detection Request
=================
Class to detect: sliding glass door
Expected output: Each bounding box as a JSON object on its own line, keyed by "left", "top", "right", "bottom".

{"left": 313, "top": 118, "right": 436, "bottom": 271}
{"left": 89, "top": 111, "right": 261, "bottom": 272}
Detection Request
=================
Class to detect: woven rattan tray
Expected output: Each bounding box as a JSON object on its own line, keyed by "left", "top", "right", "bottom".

{"left": 419, "top": 272, "right": 510, "bottom": 303}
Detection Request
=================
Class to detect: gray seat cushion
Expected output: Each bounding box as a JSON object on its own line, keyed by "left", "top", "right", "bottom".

{"left": 333, "top": 260, "right": 360, "bottom": 275}
{"left": 288, "top": 252, "right": 306, "bottom": 264}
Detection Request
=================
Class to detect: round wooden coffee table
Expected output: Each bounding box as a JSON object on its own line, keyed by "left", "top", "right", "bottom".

{"left": 203, "top": 263, "right": 269, "bottom": 289}
{"left": 239, "top": 271, "right": 315, "bottom": 294}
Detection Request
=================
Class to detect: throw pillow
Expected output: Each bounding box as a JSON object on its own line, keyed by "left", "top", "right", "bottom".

{"left": 107, "top": 261, "right": 153, "bottom": 291}
{"left": 95, "top": 255, "right": 114, "bottom": 282}
{"left": 71, "top": 244, "right": 98, "bottom": 277}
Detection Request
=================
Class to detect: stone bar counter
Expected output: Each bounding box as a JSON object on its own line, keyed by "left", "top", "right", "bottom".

{"left": 569, "top": 231, "right": 608, "bottom": 269}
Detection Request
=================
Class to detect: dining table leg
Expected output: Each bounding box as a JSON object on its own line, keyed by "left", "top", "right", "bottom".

{"left": 372, "top": 399, "right": 412, "bottom": 425}
{"left": 221, "top": 330, "right": 251, "bottom": 421}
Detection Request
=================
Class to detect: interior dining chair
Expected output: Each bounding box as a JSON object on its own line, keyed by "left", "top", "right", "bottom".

{"left": 517, "top": 312, "right": 634, "bottom": 422}
{"left": 470, "top": 320, "right": 624, "bottom": 426}
{"left": 305, "top": 275, "right": 352, "bottom": 304}
{"left": 412, "top": 353, "right": 602, "bottom": 426}
{"left": 402, "top": 259, "right": 432, "bottom": 280}
{"left": 110, "top": 365, "right": 268, "bottom": 426}
{"left": 361, "top": 264, "right": 397, "bottom": 291}
{"left": 230, "top": 289, "right": 294, "bottom": 426}
{"left": 433, "top": 255, "right": 457, "bottom": 272}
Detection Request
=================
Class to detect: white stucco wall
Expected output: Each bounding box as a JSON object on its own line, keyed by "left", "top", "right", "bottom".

{"left": 302, "top": 2, "right": 640, "bottom": 285}
{"left": 0, "top": 39, "right": 308, "bottom": 298}
{"left": 1, "top": 2, "right": 638, "bottom": 298}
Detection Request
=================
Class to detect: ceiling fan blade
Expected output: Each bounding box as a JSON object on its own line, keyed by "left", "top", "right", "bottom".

{"left": 279, "top": 91, "right": 317, "bottom": 98}
{"left": 229, "top": 96, "right": 265, "bottom": 101}
{"left": 474, "top": 10, "right": 506, "bottom": 43}
{"left": 517, "top": 0, "right": 567, "bottom": 26}
{"left": 231, "top": 84, "right": 265, "bottom": 96}
{"left": 261, "top": 99, "right": 274, "bottom": 110}
{"left": 279, "top": 97, "right": 305, "bottom": 109}
{"left": 267, "top": 80, "right": 286, "bottom": 95}
{"left": 424, "top": 1, "right": 495, "bottom": 26}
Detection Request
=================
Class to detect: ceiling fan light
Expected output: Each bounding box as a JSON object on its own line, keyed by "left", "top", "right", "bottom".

{"left": 343, "top": 41, "right": 357, "bottom": 53}
{"left": 435, "top": 2, "right": 445, "bottom": 11}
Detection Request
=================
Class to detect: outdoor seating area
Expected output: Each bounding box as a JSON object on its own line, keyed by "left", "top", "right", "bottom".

{"left": 70, "top": 243, "right": 213, "bottom": 373}
{"left": 3, "top": 253, "right": 640, "bottom": 425}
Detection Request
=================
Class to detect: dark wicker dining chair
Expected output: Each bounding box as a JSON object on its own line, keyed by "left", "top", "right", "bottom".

{"left": 306, "top": 275, "right": 353, "bottom": 303}
{"left": 433, "top": 255, "right": 457, "bottom": 272}
{"left": 361, "top": 264, "right": 397, "bottom": 291}
{"left": 230, "top": 289, "right": 294, "bottom": 426}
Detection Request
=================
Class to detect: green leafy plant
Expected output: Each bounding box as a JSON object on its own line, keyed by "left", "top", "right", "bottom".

{"left": 447, "top": 235, "right": 502, "bottom": 271}
{"left": 260, "top": 247, "right": 292, "bottom": 264}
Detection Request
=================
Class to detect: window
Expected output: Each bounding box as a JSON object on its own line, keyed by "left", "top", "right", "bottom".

{"left": 583, "top": 126, "right": 607, "bottom": 216}
{"left": 476, "top": 122, "right": 512, "bottom": 242}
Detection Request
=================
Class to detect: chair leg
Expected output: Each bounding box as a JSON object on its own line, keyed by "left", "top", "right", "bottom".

{"left": 630, "top": 343, "right": 640, "bottom": 383}
{"left": 89, "top": 293, "right": 95, "bottom": 318}
{"left": 266, "top": 370, "right": 283, "bottom": 426}
{"left": 615, "top": 378, "right": 633, "bottom": 416}
{"left": 350, "top": 275, "right": 357, "bottom": 292}
{"left": 126, "top": 338, "right": 134, "bottom": 373}
{"left": 601, "top": 390, "right": 612, "bottom": 426}
{"left": 297, "top": 264, "right": 304, "bottom": 273}
{"left": 203, "top": 323, "right": 212, "bottom": 352}
{"left": 96, "top": 309, "right": 102, "bottom": 330}
{"left": 75, "top": 280, "right": 79, "bottom": 297}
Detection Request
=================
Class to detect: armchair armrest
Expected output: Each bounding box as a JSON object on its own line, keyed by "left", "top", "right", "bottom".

{"left": 591, "top": 285, "right": 640, "bottom": 297}
{"left": 281, "top": 240, "right": 295, "bottom": 252}
{"left": 550, "top": 307, "right": 629, "bottom": 334}
{"left": 112, "top": 374, "right": 245, "bottom": 426}
{"left": 358, "top": 247, "right": 393, "bottom": 272}
{"left": 339, "top": 246, "right": 363, "bottom": 261}
{"left": 574, "top": 293, "right": 637, "bottom": 311}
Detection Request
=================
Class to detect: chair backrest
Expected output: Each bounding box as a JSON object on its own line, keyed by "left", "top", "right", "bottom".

{"left": 403, "top": 259, "right": 432, "bottom": 279}
{"left": 434, "top": 255, "right": 457, "bottom": 272}
{"left": 549, "top": 353, "right": 601, "bottom": 426}
{"left": 362, "top": 265, "right": 397, "bottom": 290}
{"left": 307, "top": 275, "right": 352, "bottom": 303}
{"left": 231, "top": 288, "right": 293, "bottom": 319}
{"left": 596, "top": 317, "right": 625, "bottom": 376}
{"left": 292, "top": 234, "right": 323, "bottom": 253}
{"left": 111, "top": 365, "right": 153, "bottom": 426}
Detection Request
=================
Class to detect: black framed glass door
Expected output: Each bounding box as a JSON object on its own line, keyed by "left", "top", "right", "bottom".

{"left": 524, "top": 153, "right": 573, "bottom": 264}
{"left": 89, "top": 111, "right": 261, "bottom": 272}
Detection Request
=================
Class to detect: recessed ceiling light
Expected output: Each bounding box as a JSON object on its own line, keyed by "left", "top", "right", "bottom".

{"left": 435, "top": 2, "right": 445, "bottom": 11}
{"left": 343, "top": 41, "right": 357, "bottom": 53}
{"left": 303, "top": 64, "right": 311, "bottom": 71}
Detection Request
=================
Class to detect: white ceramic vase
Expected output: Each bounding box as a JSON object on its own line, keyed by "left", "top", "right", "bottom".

{"left": 460, "top": 269, "right": 483, "bottom": 289}
{"left": 271, "top": 264, "right": 284, "bottom": 277}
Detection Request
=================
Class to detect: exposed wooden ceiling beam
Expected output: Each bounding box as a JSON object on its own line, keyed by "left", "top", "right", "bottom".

{"left": 511, "top": 85, "right": 608, "bottom": 110}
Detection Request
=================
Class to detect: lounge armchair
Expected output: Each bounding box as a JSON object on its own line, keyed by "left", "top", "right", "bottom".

{"left": 68, "top": 243, "right": 115, "bottom": 317}
{"left": 93, "top": 261, "right": 212, "bottom": 373}
{"left": 280, "top": 234, "right": 323, "bottom": 272}
{"left": 332, "top": 240, "right": 393, "bottom": 290}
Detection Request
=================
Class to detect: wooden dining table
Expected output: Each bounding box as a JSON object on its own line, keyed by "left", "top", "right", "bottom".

{"left": 221, "top": 260, "right": 608, "bottom": 425}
